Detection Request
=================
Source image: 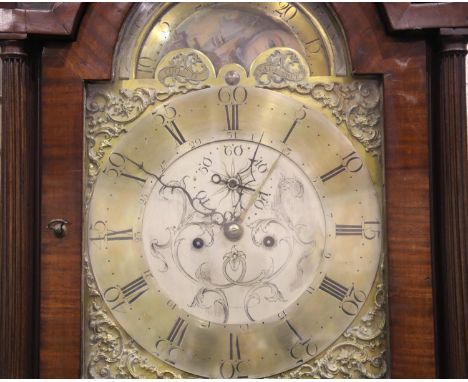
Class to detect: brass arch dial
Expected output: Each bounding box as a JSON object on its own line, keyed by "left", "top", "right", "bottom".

{"left": 114, "top": 2, "right": 351, "bottom": 80}
{"left": 84, "top": 4, "right": 387, "bottom": 379}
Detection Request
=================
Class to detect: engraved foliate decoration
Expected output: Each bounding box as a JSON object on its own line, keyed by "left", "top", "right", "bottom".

{"left": 85, "top": 25, "right": 386, "bottom": 380}
{"left": 154, "top": 49, "right": 215, "bottom": 88}
{"left": 252, "top": 48, "right": 310, "bottom": 87}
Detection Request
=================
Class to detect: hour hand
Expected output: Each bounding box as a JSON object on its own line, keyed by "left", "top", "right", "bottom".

{"left": 211, "top": 173, "right": 269, "bottom": 197}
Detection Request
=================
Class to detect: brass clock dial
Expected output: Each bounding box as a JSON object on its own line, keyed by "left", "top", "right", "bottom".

{"left": 84, "top": 2, "right": 386, "bottom": 379}
{"left": 87, "top": 86, "right": 382, "bottom": 378}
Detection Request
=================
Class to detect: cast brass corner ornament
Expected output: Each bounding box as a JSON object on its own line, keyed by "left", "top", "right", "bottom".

{"left": 252, "top": 49, "right": 382, "bottom": 156}
{"left": 278, "top": 281, "right": 387, "bottom": 379}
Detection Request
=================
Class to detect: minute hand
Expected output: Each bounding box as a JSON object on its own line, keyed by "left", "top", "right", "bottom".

{"left": 239, "top": 150, "right": 283, "bottom": 223}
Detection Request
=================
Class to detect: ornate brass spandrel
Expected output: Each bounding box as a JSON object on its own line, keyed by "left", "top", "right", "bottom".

{"left": 251, "top": 48, "right": 382, "bottom": 157}
{"left": 83, "top": 258, "right": 191, "bottom": 379}
{"left": 85, "top": 86, "right": 160, "bottom": 208}
{"left": 276, "top": 270, "right": 387, "bottom": 379}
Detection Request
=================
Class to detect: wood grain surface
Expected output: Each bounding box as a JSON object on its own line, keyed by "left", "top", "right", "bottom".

{"left": 0, "top": 3, "right": 84, "bottom": 37}
{"left": 0, "top": 40, "right": 37, "bottom": 378}
{"left": 333, "top": 3, "right": 436, "bottom": 377}
{"left": 40, "top": 3, "right": 132, "bottom": 377}
{"left": 433, "top": 41, "right": 468, "bottom": 378}
{"left": 39, "top": 2, "right": 436, "bottom": 377}
{"left": 382, "top": 3, "right": 468, "bottom": 31}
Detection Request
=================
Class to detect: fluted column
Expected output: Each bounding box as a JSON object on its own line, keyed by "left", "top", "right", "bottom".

{"left": 0, "top": 40, "right": 36, "bottom": 377}
{"left": 435, "top": 38, "right": 468, "bottom": 377}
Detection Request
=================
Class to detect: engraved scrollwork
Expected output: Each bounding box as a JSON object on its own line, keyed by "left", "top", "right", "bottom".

{"left": 154, "top": 49, "right": 215, "bottom": 90}
{"left": 252, "top": 49, "right": 309, "bottom": 87}
{"left": 157, "top": 52, "right": 210, "bottom": 87}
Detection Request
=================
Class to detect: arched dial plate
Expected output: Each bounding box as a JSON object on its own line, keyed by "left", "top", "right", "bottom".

{"left": 114, "top": 2, "right": 350, "bottom": 79}
{"left": 87, "top": 86, "right": 382, "bottom": 378}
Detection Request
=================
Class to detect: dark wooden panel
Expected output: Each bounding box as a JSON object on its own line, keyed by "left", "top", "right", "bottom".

{"left": 0, "top": 40, "right": 37, "bottom": 378}
{"left": 0, "top": 3, "right": 84, "bottom": 37}
{"left": 40, "top": 3, "right": 132, "bottom": 377}
{"left": 382, "top": 3, "right": 468, "bottom": 31}
{"left": 333, "top": 3, "right": 436, "bottom": 378}
{"left": 433, "top": 41, "right": 468, "bottom": 378}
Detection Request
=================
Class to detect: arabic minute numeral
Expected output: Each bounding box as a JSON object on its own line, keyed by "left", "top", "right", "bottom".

{"left": 320, "top": 151, "right": 363, "bottom": 182}
{"left": 341, "top": 287, "right": 366, "bottom": 316}
{"left": 154, "top": 105, "right": 186, "bottom": 145}
{"left": 218, "top": 86, "right": 248, "bottom": 131}
{"left": 274, "top": 2, "right": 298, "bottom": 21}
{"left": 137, "top": 56, "right": 156, "bottom": 74}
{"left": 282, "top": 107, "right": 307, "bottom": 143}
{"left": 305, "top": 37, "right": 321, "bottom": 53}
{"left": 104, "top": 152, "right": 146, "bottom": 184}
{"left": 219, "top": 333, "right": 246, "bottom": 378}
{"left": 362, "top": 220, "right": 381, "bottom": 239}
{"left": 319, "top": 275, "right": 366, "bottom": 316}
{"left": 189, "top": 138, "right": 202, "bottom": 149}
